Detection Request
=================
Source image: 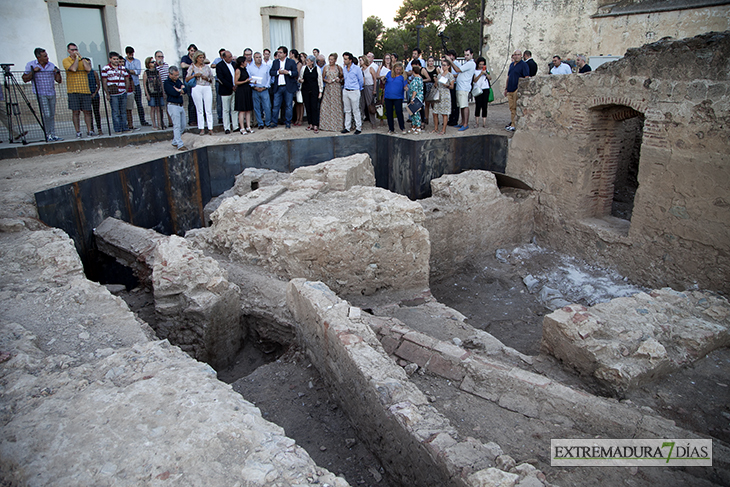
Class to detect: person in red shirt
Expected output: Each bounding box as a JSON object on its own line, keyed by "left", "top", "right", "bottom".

{"left": 101, "top": 51, "right": 131, "bottom": 133}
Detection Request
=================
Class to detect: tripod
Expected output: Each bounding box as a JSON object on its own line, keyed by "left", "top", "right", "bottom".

{"left": 2, "top": 64, "right": 43, "bottom": 144}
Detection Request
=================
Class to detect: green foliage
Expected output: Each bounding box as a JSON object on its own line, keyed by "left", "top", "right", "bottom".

{"left": 363, "top": 16, "right": 385, "bottom": 55}
{"left": 374, "top": 0, "right": 482, "bottom": 59}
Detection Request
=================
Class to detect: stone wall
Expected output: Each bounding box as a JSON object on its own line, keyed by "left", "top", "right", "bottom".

{"left": 482, "top": 0, "right": 729, "bottom": 99}
{"left": 420, "top": 170, "right": 537, "bottom": 280}
{"left": 286, "top": 279, "right": 548, "bottom": 487}
{"left": 505, "top": 32, "right": 730, "bottom": 294}
{"left": 0, "top": 222, "right": 346, "bottom": 487}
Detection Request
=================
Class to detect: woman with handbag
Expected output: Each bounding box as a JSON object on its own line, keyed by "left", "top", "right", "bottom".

{"left": 472, "top": 57, "right": 492, "bottom": 128}
{"left": 360, "top": 56, "right": 377, "bottom": 129}
{"left": 431, "top": 58, "right": 455, "bottom": 135}
{"left": 143, "top": 56, "right": 163, "bottom": 130}
{"left": 185, "top": 51, "right": 215, "bottom": 135}
{"left": 375, "top": 53, "right": 393, "bottom": 125}
{"left": 407, "top": 65, "right": 425, "bottom": 134}
{"left": 423, "top": 56, "right": 438, "bottom": 124}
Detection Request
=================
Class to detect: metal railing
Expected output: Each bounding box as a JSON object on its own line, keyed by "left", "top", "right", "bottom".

{"left": 1, "top": 67, "right": 203, "bottom": 144}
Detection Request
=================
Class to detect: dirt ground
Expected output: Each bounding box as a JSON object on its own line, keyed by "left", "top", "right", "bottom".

{"left": 428, "top": 246, "right": 730, "bottom": 445}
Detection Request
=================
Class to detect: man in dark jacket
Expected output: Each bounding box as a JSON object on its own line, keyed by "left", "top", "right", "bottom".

{"left": 269, "top": 46, "right": 298, "bottom": 128}
{"left": 164, "top": 66, "right": 187, "bottom": 150}
{"left": 503, "top": 50, "right": 530, "bottom": 132}
{"left": 523, "top": 50, "right": 538, "bottom": 77}
{"left": 215, "top": 50, "right": 239, "bottom": 133}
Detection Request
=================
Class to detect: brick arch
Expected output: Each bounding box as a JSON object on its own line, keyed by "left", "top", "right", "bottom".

{"left": 586, "top": 103, "right": 645, "bottom": 220}
{"left": 588, "top": 96, "right": 648, "bottom": 115}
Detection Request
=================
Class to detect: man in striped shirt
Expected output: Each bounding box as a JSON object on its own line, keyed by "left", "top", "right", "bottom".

{"left": 101, "top": 52, "right": 131, "bottom": 133}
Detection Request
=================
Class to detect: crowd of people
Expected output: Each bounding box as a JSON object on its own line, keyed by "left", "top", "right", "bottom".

{"left": 14, "top": 42, "right": 591, "bottom": 146}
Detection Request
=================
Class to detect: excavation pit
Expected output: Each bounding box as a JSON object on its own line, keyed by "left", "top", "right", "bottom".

{"left": 28, "top": 134, "right": 730, "bottom": 487}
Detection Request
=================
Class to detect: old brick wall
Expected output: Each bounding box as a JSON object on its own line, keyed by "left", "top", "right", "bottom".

{"left": 505, "top": 32, "right": 730, "bottom": 294}
{"left": 482, "top": 0, "right": 729, "bottom": 99}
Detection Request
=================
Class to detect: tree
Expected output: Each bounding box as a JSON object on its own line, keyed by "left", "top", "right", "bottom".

{"left": 392, "top": 0, "right": 482, "bottom": 58}
{"left": 363, "top": 16, "right": 385, "bottom": 55}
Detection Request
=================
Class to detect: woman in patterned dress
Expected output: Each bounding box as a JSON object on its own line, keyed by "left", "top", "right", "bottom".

{"left": 432, "top": 58, "right": 455, "bottom": 135}
{"left": 318, "top": 53, "right": 344, "bottom": 132}
{"left": 408, "top": 65, "right": 424, "bottom": 134}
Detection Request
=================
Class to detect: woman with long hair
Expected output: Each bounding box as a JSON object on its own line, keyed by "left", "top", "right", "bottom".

{"left": 380, "top": 61, "right": 407, "bottom": 134}
{"left": 473, "top": 56, "right": 492, "bottom": 128}
{"left": 432, "top": 57, "right": 455, "bottom": 135}
{"left": 375, "top": 53, "right": 393, "bottom": 125}
{"left": 185, "top": 50, "right": 214, "bottom": 134}
{"left": 423, "top": 56, "right": 438, "bottom": 124}
{"left": 290, "top": 49, "right": 304, "bottom": 126}
{"left": 143, "top": 56, "right": 163, "bottom": 130}
{"left": 319, "top": 53, "right": 344, "bottom": 132}
{"left": 234, "top": 56, "right": 254, "bottom": 133}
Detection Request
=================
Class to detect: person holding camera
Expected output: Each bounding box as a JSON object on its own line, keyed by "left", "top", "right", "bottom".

{"left": 23, "top": 47, "right": 62, "bottom": 141}
{"left": 62, "top": 43, "right": 95, "bottom": 138}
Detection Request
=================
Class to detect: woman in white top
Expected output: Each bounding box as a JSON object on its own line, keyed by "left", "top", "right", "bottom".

{"left": 360, "top": 56, "right": 377, "bottom": 129}
{"left": 375, "top": 53, "right": 393, "bottom": 124}
{"left": 472, "top": 56, "right": 492, "bottom": 128}
{"left": 185, "top": 50, "right": 215, "bottom": 134}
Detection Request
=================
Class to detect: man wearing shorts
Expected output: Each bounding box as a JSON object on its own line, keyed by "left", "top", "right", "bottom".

{"left": 451, "top": 48, "right": 476, "bottom": 131}
{"left": 62, "top": 43, "right": 95, "bottom": 138}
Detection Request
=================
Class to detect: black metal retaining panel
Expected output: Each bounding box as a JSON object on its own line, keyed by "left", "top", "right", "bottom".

{"left": 35, "top": 133, "right": 508, "bottom": 270}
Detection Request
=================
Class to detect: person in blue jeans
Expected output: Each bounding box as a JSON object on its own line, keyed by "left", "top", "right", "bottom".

{"left": 379, "top": 62, "right": 407, "bottom": 134}
{"left": 268, "top": 46, "right": 298, "bottom": 128}
{"left": 163, "top": 66, "right": 187, "bottom": 150}
{"left": 101, "top": 52, "right": 129, "bottom": 133}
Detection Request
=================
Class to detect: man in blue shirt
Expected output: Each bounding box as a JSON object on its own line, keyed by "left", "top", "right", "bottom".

{"left": 22, "top": 47, "right": 62, "bottom": 141}
{"left": 341, "top": 52, "right": 363, "bottom": 134}
{"left": 451, "top": 48, "right": 476, "bottom": 131}
{"left": 249, "top": 51, "right": 272, "bottom": 130}
{"left": 503, "top": 50, "right": 530, "bottom": 132}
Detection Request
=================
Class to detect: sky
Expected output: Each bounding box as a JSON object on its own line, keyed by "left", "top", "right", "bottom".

{"left": 363, "top": 0, "right": 402, "bottom": 28}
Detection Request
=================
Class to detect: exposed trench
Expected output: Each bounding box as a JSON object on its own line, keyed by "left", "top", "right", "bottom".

{"left": 38, "top": 138, "right": 730, "bottom": 487}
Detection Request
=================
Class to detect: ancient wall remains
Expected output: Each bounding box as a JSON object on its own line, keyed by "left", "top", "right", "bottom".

{"left": 420, "top": 170, "right": 537, "bottom": 279}
{"left": 504, "top": 32, "right": 730, "bottom": 294}
{"left": 482, "top": 0, "right": 729, "bottom": 98}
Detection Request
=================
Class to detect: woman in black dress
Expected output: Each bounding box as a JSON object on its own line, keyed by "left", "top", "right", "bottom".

{"left": 298, "top": 55, "right": 323, "bottom": 132}
{"left": 234, "top": 56, "right": 254, "bottom": 133}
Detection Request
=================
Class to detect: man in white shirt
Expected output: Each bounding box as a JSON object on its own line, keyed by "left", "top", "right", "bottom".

{"left": 215, "top": 50, "right": 238, "bottom": 133}
{"left": 550, "top": 55, "right": 573, "bottom": 75}
{"left": 451, "top": 48, "right": 476, "bottom": 131}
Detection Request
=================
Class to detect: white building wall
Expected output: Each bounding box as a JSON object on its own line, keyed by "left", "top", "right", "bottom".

{"left": 1, "top": 0, "right": 60, "bottom": 70}
{"left": 1, "top": 0, "right": 363, "bottom": 70}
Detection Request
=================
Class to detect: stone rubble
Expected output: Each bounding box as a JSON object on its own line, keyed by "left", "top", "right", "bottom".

{"left": 0, "top": 222, "right": 348, "bottom": 486}
{"left": 420, "top": 170, "right": 536, "bottom": 280}
{"left": 542, "top": 288, "right": 730, "bottom": 392}
{"left": 198, "top": 154, "right": 431, "bottom": 296}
